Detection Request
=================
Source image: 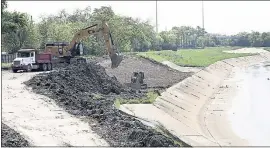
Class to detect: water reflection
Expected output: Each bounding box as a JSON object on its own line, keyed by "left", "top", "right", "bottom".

{"left": 230, "top": 61, "right": 270, "bottom": 146}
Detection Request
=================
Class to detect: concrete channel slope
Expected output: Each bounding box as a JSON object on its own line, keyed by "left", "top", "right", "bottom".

{"left": 120, "top": 52, "right": 270, "bottom": 146}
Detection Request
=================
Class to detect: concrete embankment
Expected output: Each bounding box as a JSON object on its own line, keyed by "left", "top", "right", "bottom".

{"left": 120, "top": 52, "right": 270, "bottom": 146}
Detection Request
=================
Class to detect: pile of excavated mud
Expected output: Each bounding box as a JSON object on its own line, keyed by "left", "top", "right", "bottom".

{"left": 98, "top": 56, "right": 192, "bottom": 88}
{"left": 1, "top": 123, "right": 30, "bottom": 147}
{"left": 25, "top": 62, "right": 180, "bottom": 147}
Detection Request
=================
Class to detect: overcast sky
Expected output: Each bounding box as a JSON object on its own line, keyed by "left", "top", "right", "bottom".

{"left": 6, "top": 1, "right": 270, "bottom": 35}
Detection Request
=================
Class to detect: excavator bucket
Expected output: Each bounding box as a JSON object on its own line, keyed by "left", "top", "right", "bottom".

{"left": 110, "top": 53, "right": 123, "bottom": 68}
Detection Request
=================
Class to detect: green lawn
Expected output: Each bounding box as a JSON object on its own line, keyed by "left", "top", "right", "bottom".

{"left": 138, "top": 47, "right": 254, "bottom": 67}
{"left": 1, "top": 63, "right": 12, "bottom": 69}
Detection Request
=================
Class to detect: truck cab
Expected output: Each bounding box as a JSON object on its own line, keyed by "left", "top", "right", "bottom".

{"left": 12, "top": 49, "right": 36, "bottom": 72}
{"left": 11, "top": 49, "right": 53, "bottom": 73}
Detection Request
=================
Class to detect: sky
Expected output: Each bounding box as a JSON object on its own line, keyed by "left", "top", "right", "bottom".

{"left": 6, "top": 1, "right": 270, "bottom": 35}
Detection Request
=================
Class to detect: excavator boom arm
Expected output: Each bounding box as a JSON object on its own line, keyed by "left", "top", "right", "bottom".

{"left": 67, "top": 24, "right": 100, "bottom": 54}
{"left": 67, "top": 21, "right": 122, "bottom": 68}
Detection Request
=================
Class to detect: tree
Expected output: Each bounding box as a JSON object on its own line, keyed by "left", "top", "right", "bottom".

{"left": 1, "top": 0, "right": 7, "bottom": 14}
{"left": 2, "top": 3, "right": 270, "bottom": 54}
{"left": 1, "top": 10, "right": 30, "bottom": 53}
{"left": 249, "top": 31, "right": 262, "bottom": 47}
{"left": 261, "top": 32, "right": 270, "bottom": 47}
{"left": 92, "top": 6, "right": 114, "bottom": 22}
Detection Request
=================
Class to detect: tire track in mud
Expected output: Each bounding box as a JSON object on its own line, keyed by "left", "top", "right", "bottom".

{"left": 1, "top": 123, "right": 30, "bottom": 147}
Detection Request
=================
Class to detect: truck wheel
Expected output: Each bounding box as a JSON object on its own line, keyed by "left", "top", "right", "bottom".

{"left": 26, "top": 64, "right": 32, "bottom": 72}
{"left": 42, "top": 63, "right": 47, "bottom": 71}
{"left": 47, "top": 63, "right": 52, "bottom": 71}
{"left": 12, "top": 69, "right": 18, "bottom": 73}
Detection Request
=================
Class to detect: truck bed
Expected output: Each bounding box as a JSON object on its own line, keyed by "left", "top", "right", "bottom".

{"left": 36, "top": 53, "right": 52, "bottom": 63}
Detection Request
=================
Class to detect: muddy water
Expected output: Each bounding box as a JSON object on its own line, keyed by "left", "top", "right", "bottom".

{"left": 229, "top": 61, "right": 270, "bottom": 146}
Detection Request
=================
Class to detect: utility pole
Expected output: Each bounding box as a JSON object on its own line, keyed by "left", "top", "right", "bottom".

{"left": 30, "top": 15, "right": 33, "bottom": 25}
{"left": 156, "top": 0, "right": 159, "bottom": 50}
{"left": 202, "top": 0, "right": 205, "bottom": 29}
{"left": 202, "top": 0, "right": 205, "bottom": 49}
{"left": 156, "top": 0, "right": 158, "bottom": 33}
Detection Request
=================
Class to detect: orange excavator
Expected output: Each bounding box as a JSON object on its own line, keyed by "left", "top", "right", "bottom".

{"left": 44, "top": 21, "right": 123, "bottom": 68}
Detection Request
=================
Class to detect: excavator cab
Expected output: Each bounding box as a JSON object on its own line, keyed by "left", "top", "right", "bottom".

{"left": 70, "top": 42, "right": 86, "bottom": 64}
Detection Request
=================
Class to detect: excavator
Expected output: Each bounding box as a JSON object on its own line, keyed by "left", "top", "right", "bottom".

{"left": 44, "top": 21, "right": 123, "bottom": 68}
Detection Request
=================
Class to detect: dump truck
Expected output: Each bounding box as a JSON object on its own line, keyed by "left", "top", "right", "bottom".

{"left": 11, "top": 21, "right": 122, "bottom": 73}
{"left": 11, "top": 49, "right": 53, "bottom": 73}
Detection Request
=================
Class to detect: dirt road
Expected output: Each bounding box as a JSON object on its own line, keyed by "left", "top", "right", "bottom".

{"left": 1, "top": 71, "right": 108, "bottom": 146}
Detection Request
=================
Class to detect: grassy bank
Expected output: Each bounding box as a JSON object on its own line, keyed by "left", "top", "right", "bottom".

{"left": 138, "top": 47, "right": 254, "bottom": 67}
{"left": 114, "top": 91, "right": 159, "bottom": 109}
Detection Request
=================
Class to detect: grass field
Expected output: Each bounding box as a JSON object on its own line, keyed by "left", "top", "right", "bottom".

{"left": 1, "top": 63, "right": 12, "bottom": 69}
{"left": 138, "top": 47, "right": 254, "bottom": 67}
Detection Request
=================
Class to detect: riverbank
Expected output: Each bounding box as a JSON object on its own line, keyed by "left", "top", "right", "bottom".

{"left": 120, "top": 51, "right": 270, "bottom": 146}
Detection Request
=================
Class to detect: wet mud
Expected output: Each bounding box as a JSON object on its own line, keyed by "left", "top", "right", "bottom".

{"left": 25, "top": 62, "right": 180, "bottom": 147}
{"left": 1, "top": 123, "right": 30, "bottom": 147}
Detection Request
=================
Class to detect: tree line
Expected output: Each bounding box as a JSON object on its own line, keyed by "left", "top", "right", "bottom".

{"left": 2, "top": 1, "right": 270, "bottom": 55}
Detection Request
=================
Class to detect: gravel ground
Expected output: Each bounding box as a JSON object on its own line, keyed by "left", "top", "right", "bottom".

{"left": 25, "top": 62, "right": 181, "bottom": 147}
{"left": 1, "top": 123, "right": 30, "bottom": 147}
{"left": 97, "top": 55, "right": 192, "bottom": 88}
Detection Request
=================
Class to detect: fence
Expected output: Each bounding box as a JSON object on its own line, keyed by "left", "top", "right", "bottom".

{"left": 1, "top": 54, "right": 16, "bottom": 63}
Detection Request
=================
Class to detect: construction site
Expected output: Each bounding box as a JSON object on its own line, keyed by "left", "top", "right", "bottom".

{"left": 2, "top": 1, "right": 270, "bottom": 147}
{"left": 2, "top": 47, "right": 270, "bottom": 147}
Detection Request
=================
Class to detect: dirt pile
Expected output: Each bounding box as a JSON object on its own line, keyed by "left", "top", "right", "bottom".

{"left": 1, "top": 123, "right": 30, "bottom": 147}
{"left": 25, "top": 62, "right": 180, "bottom": 147}
{"left": 98, "top": 56, "right": 192, "bottom": 88}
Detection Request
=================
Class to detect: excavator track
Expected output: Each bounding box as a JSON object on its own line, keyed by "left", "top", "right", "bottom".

{"left": 70, "top": 57, "right": 87, "bottom": 65}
